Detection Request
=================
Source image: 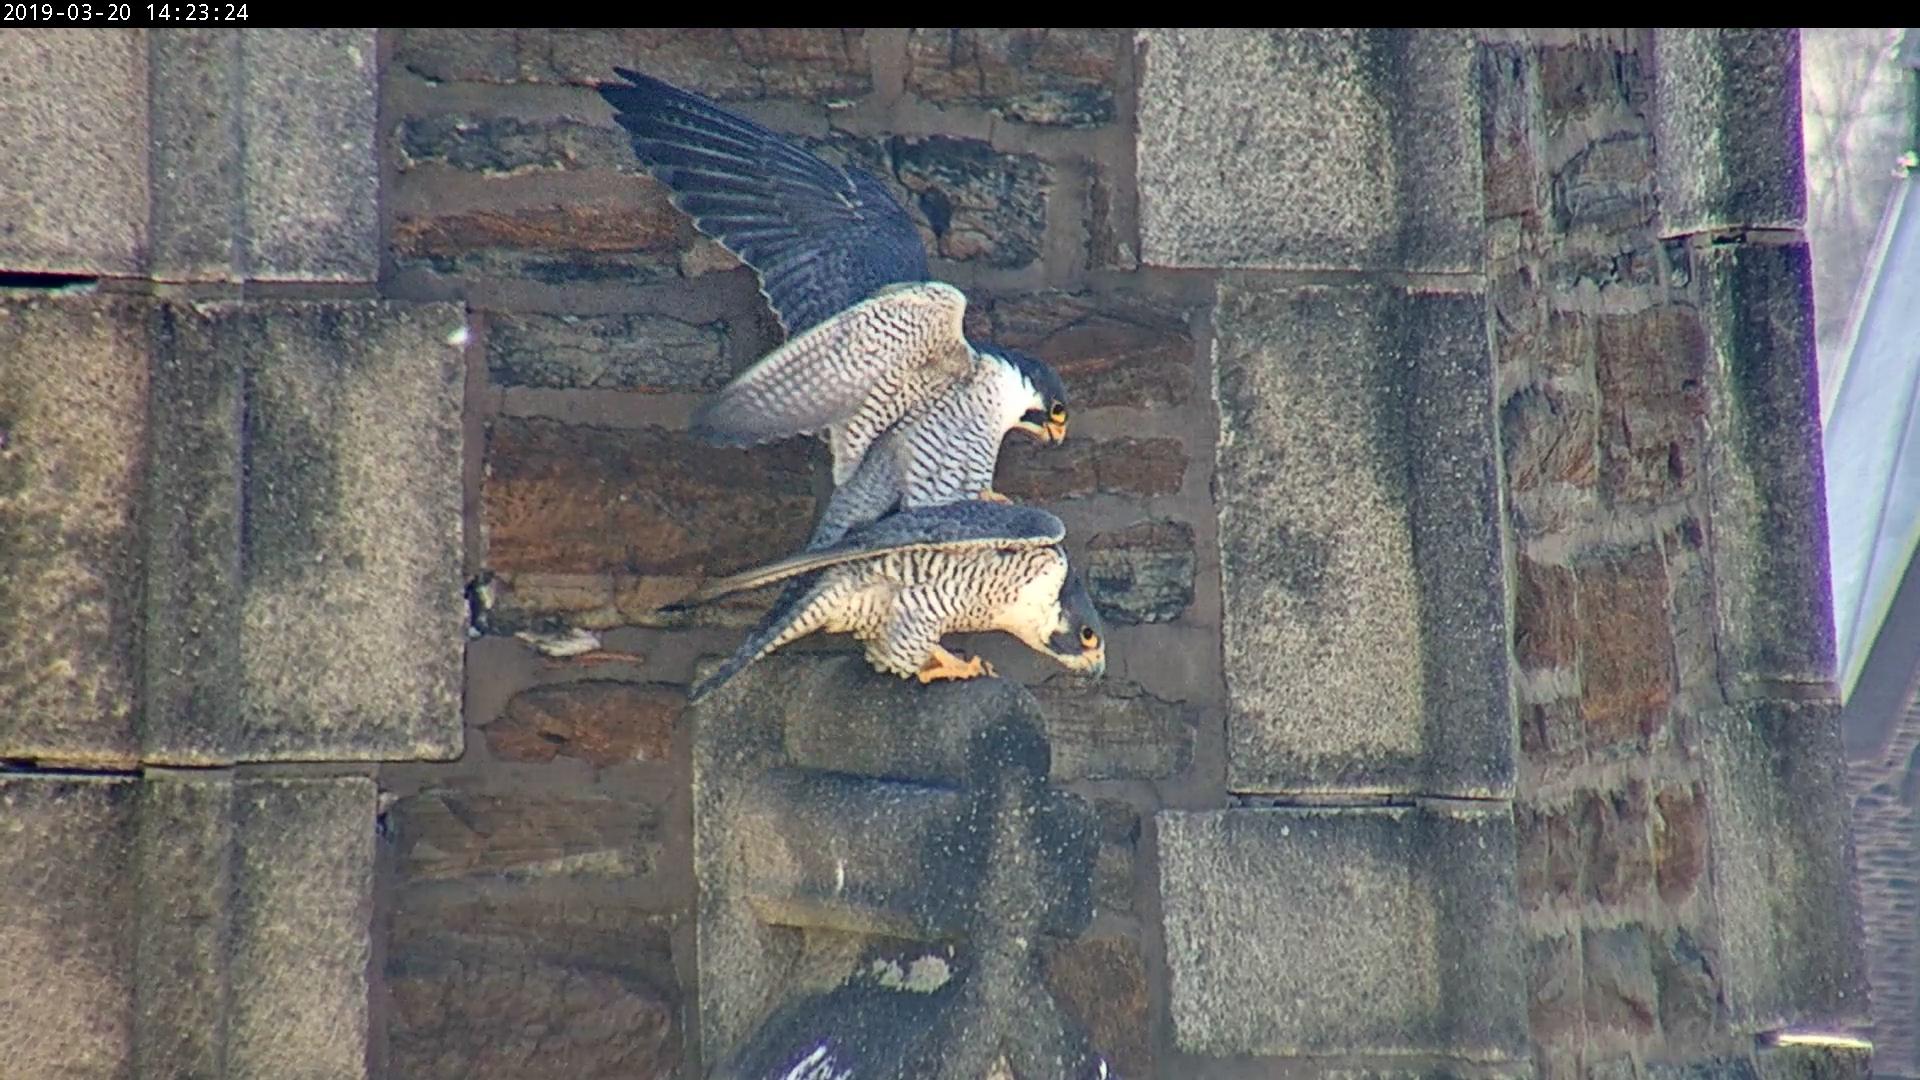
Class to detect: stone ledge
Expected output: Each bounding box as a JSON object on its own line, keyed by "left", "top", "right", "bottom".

{"left": 1652, "top": 29, "right": 1806, "bottom": 236}
{"left": 0, "top": 30, "right": 148, "bottom": 275}
{"left": 0, "top": 295, "right": 150, "bottom": 766}
{"left": 1694, "top": 241, "right": 1834, "bottom": 692}
{"left": 1157, "top": 804, "right": 1526, "bottom": 1059}
{"left": 1702, "top": 701, "right": 1868, "bottom": 1030}
{"left": 1213, "top": 277, "right": 1511, "bottom": 797}
{"left": 143, "top": 299, "right": 467, "bottom": 763}
{"left": 1137, "top": 28, "right": 1483, "bottom": 271}
{"left": 2, "top": 30, "right": 380, "bottom": 281}
{"left": 0, "top": 773, "right": 374, "bottom": 1078}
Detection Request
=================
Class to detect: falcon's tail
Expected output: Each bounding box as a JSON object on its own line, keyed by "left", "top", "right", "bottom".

{"left": 687, "top": 576, "right": 821, "bottom": 703}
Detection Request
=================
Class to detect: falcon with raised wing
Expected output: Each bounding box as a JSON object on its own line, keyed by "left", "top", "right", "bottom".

{"left": 598, "top": 69, "right": 1071, "bottom": 522}
{"left": 673, "top": 502, "right": 1108, "bottom": 703}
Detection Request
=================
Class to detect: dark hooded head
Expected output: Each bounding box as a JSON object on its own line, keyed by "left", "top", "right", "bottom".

{"left": 983, "top": 343, "right": 1071, "bottom": 445}
{"left": 1043, "top": 569, "right": 1107, "bottom": 676}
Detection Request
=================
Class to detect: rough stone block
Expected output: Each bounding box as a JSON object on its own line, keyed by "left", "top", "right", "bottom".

{"left": 488, "top": 310, "right": 737, "bottom": 391}
{"left": 1653, "top": 782, "right": 1707, "bottom": 905}
{"left": 1580, "top": 783, "right": 1654, "bottom": 906}
{"left": 480, "top": 418, "right": 817, "bottom": 626}
{"left": 1700, "top": 700, "right": 1867, "bottom": 1028}
{"left": 1516, "top": 800, "right": 1581, "bottom": 911}
{"left": 1695, "top": 241, "right": 1835, "bottom": 690}
{"left": 0, "top": 776, "right": 137, "bottom": 1076}
{"left": 905, "top": 28, "right": 1122, "bottom": 127}
{"left": 1537, "top": 38, "right": 1650, "bottom": 124}
{"left": 238, "top": 30, "right": 379, "bottom": 280}
{"left": 1157, "top": 805, "right": 1525, "bottom": 1058}
{"left": 1500, "top": 381, "right": 1600, "bottom": 537}
{"left": 1552, "top": 131, "right": 1656, "bottom": 234}
{"left": 1137, "top": 28, "right": 1482, "bottom": 271}
{"left": 133, "top": 772, "right": 234, "bottom": 1077}
{"left": 149, "top": 31, "right": 244, "bottom": 280}
{"left": 1084, "top": 520, "right": 1195, "bottom": 624}
{"left": 395, "top": 787, "right": 663, "bottom": 884}
{"left": 1575, "top": 544, "right": 1676, "bottom": 749}
{"left": 0, "top": 296, "right": 150, "bottom": 766}
{"left": 1479, "top": 41, "right": 1542, "bottom": 224}
{"left": 1091, "top": 798, "right": 1139, "bottom": 916}
{"left": 1521, "top": 700, "right": 1585, "bottom": 766}
{"left": 1595, "top": 304, "right": 1710, "bottom": 504}
{"left": 1213, "top": 278, "right": 1510, "bottom": 796}
{"left": 1030, "top": 676, "right": 1196, "bottom": 781}
{"left": 1655, "top": 927, "right": 1718, "bottom": 1044}
{"left": 144, "top": 300, "right": 467, "bottom": 762}
{"left": 390, "top": 195, "right": 699, "bottom": 290}
{"left": 1044, "top": 936, "right": 1152, "bottom": 1076}
{"left": 1583, "top": 924, "right": 1658, "bottom": 1039}
{"left": 388, "top": 949, "right": 681, "bottom": 1080}
{"left": 0, "top": 30, "right": 148, "bottom": 275}
{"left": 854, "top": 135, "right": 1051, "bottom": 269}
{"left": 1528, "top": 932, "right": 1584, "bottom": 1047}
{"left": 394, "top": 28, "right": 872, "bottom": 100}
{"left": 995, "top": 436, "right": 1185, "bottom": 503}
{"left": 1652, "top": 29, "right": 1806, "bottom": 235}
{"left": 386, "top": 778, "right": 682, "bottom": 1079}
{"left": 486, "top": 681, "right": 682, "bottom": 767}
{"left": 397, "top": 113, "right": 636, "bottom": 175}
{"left": 1514, "top": 555, "right": 1577, "bottom": 671}
{"left": 228, "top": 778, "right": 376, "bottom": 1078}
{"left": 964, "top": 289, "right": 1198, "bottom": 411}
{"left": 0, "top": 774, "right": 375, "bottom": 1078}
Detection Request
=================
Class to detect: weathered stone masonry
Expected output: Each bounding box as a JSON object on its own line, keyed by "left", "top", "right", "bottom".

{"left": 0, "top": 27, "right": 1869, "bottom": 1079}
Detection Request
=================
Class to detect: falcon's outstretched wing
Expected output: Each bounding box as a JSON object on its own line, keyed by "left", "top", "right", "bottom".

{"left": 599, "top": 66, "right": 931, "bottom": 337}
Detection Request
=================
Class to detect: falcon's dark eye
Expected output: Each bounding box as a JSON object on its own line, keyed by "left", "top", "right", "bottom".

{"left": 1080, "top": 627, "right": 1099, "bottom": 648}
{"left": 1049, "top": 403, "right": 1067, "bottom": 423}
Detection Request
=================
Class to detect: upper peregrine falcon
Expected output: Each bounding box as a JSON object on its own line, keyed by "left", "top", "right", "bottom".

{"left": 598, "top": 68, "right": 1071, "bottom": 511}
{"left": 674, "top": 501, "right": 1108, "bottom": 703}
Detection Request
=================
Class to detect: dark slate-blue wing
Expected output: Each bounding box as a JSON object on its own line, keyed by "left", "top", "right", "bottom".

{"left": 598, "top": 67, "right": 931, "bottom": 336}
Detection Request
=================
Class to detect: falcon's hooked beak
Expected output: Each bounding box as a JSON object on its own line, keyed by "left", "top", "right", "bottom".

{"left": 1020, "top": 401, "right": 1069, "bottom": 445}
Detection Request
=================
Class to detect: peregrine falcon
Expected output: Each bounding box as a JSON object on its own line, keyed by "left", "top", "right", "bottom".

{"left": 598, "top": 69, "right": 1071, "bottom": 511}
{"left": 675, "top": 502, "right": 1108, "bottom": 703}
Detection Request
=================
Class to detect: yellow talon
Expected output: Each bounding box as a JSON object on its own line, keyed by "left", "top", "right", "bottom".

{"left": 916, "top": 645, "right": 990, "bottom": 683}
{"left": 978, "top": 489, "right": 1013, "bottom": 505}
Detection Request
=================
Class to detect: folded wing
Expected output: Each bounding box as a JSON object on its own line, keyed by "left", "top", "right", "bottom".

{"left": 688, "top": 282, "right": 973, "bottom": 474}
{"left": 682, "top": 502, "right": 1067, "bottom": 605}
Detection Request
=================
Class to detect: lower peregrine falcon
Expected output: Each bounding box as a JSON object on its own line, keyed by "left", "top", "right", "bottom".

{"left": 675, "top": 502, "right": 1108, "bottom": 703}
{"left": 597, "top": 69, "right": 1071, "bottom": 503}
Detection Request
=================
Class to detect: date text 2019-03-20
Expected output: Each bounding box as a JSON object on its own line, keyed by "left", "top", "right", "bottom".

{"left": 0, "top": 2, "right": 249, "bottom": 24}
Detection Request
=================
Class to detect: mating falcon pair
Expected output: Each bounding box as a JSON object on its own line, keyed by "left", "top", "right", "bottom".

{"left": 598, "top": 68, "right": 1107, "bottom": 702}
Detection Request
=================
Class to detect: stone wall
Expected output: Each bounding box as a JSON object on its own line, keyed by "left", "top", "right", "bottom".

{"left": 0, "top": 27, "right": 1867, "bottom": 1080}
